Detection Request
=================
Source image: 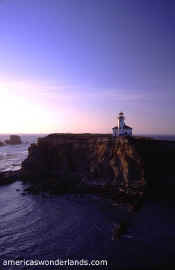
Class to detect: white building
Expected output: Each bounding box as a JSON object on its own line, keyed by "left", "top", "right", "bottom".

{"left": 112, "top": 112, "right": 132, "bottom": 136}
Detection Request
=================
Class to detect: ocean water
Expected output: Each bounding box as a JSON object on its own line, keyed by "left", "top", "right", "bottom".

{"left": 0, "top": 179, "right": 175, "bottom": 269}
{"left": 0, "top": 134, "right": 46, "bottom": 172}
{"left": 0, "top": 182, "right": 130, "bottom": 270}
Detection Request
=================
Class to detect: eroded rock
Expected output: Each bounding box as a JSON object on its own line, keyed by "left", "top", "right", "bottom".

{"left": 0, "top": 141, "right": 4, "bottom": 146}
{"left": 21, "top": 134, "right": 146, "bottom": 207}
{"left": 5, "top": 135, "right": 22, "bottom": 145}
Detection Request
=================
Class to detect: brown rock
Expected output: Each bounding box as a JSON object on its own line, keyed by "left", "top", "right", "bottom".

{"left": 0, "top": 141, "right": 4, "bottom": 146}
{"left": 5, "top": 135, "right": 22, "bottom": 145}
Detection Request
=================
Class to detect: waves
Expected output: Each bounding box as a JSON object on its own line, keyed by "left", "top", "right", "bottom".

{"left": 0, "top": 135, "right": 43, "bottom": 172}
{"left": 0, "top": 145, "right": 28, "bottom": 172}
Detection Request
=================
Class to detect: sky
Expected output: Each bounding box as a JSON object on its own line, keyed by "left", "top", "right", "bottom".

{"left": 0, "top": 0, "right": 175, "bottom": 134}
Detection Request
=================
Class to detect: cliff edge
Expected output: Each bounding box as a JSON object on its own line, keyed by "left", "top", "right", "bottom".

{"left": 21, "top": 134, "right": 175, "bottom": 203}
{"left": 20, "top": 134, "right": 146, "bottom": 208}
{"left": 1, "top": 134, "right": 174, "bottom": 209}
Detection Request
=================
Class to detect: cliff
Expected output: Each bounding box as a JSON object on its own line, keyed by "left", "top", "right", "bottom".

{"left": 21, "top": 134, "right": 175, "bottom": 203}
{"left": 133, "top": 137, "right": 175, "bottom": 200}
{"left": 22, "top": 134, "right": 144, "bottom": 185}
{"left": 1, "top": 134, "right": 174, "bottom": 208}
{"left": 20, "top": 134, "right": 146, "bottom": 208}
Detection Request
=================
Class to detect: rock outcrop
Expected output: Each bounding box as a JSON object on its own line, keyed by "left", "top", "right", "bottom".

{"left": 0, "top": 141, "right": 4, "bottom": 146}
{"left": 5, "top": 135, "right": 22, "bottom": 145}
{"left": 1, "top": 133, "right": 175, "bottom": 209}
{"left": 21, "top": 134, "right": 145, "bottom": 207}
{"left": 0, "top": 170, "right": 21, "bottom": 185}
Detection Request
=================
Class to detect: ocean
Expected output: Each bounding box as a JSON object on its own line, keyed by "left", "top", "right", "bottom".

{"left": 0, "top": 134, "right": 46, "bottom": 172}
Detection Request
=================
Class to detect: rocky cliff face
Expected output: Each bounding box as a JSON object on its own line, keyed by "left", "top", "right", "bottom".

{"left": 21, "top": 134, "right": 145, "bottom": 206}
{"left": 133, "top": 137, "right": 175, "bottom": 200}
{"left": 1, "top": 133, "right": 174, "bottom": 208}
{"left": 21, "top": 133, "right": 175, "bottom": 202}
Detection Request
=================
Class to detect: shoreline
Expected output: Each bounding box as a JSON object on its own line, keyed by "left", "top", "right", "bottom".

{"left": 1, "top": 134, "right": 175, "bottom": 209}
{"left": 1, "top": 133, "right": 175, "bottom": 269}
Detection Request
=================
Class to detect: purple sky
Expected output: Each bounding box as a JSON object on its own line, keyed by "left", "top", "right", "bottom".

{"left": 0, "top": 0, "right": 175, "bottom": 134}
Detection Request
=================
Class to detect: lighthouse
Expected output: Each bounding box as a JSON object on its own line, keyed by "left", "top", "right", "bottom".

{"left": 118, "top": 112, "right": 125, "bottom": 131}
{"left": 112, "top": 112, "right": 132, "bottom": 136}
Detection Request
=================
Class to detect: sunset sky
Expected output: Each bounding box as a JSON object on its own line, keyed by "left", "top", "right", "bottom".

{"left": 0, "top": 0, "right": 175, "bottom": 134}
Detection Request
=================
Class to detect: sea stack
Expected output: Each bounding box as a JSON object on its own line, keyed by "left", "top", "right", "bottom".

{"left": 5, "top": 135, "right": 22, "bottom": 145}
{"left": 0, "top": 141, "right": 4, "bottom": 147}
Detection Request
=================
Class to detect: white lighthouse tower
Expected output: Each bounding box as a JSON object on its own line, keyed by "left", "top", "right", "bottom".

{"left": 118, "top": 112, "right": 125, "bottom": 132}
{"left": 112, "top": 112, "right": 132, "bottom": 136}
